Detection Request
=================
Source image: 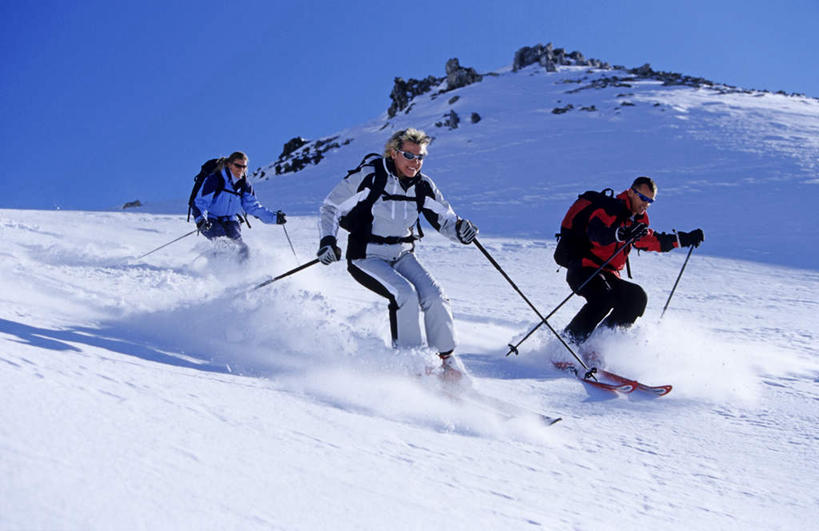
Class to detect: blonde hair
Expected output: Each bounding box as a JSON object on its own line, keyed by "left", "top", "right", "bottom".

{"left": 383, "top": 128, "right": 431, "bottom": 157}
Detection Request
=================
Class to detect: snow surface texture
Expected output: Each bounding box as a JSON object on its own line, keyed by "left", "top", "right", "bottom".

{"left": 3, "top": 62, "right": 819, "bottom": 529}
{"left": 1, "top": 211, "right": 817, "bottom": 530}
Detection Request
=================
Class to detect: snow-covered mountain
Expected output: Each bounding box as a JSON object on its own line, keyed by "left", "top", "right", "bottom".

{"left": 251, "top": 54, "right": 819, "bottom": 270}
{"left": 2, "top": 48, "right": 818, "bottom": 529}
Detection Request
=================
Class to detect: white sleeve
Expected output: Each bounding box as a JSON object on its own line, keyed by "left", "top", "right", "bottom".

{"left": 318, "top": 169, "right": 369, "bottom": 241}
{"left": 420, "top": 176, "right": 460, "bottom": 243}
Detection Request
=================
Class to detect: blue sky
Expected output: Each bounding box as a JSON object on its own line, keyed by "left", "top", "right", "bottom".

{"left": 2, "top": 0, "right": 817, "bottom": 211}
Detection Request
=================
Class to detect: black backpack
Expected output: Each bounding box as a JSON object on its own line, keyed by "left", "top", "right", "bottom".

{"left": 553, "top": 188, "right": 615, "bottom": 268}
{"left": 187, "top": 157, "right": 225, "bottom": 222}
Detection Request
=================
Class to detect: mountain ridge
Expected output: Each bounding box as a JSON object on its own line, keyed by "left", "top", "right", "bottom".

{"left": 237, "top": 44, "right": 819, "bottom": 270}
{"left": 261, "top": 42, "right": 816, "bottom": 181}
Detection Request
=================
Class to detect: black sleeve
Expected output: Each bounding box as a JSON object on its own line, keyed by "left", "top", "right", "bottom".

{"left": 653, "top": 231, "right": 678, "bottom": 252}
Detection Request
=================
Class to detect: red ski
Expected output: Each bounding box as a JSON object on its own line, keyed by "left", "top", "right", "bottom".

{"left": 597, "top": 368, "right": 672, "bottom": 396}
{"left": 552, "top": 361, "right": 672, "bottom": 396}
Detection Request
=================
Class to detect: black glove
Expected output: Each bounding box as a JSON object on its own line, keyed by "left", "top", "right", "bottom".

{"left": 616, "top": 222, "right": 648, "bottom": 243}
{"left": 317, "top": 236, "right": 342, "bottom": 265}
{"left": 677, "top": 228, "right": 704, "bottom": 248}
{"left": 196, "top": 218, "right": 212, "bottom": 232}
{"left": 456, "top": 218, "right": 478, "bottom": 244}
{"left": 276, "top": 210, "right": 287, "bottom": 224}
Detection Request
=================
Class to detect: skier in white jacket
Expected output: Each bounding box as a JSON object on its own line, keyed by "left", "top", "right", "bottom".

{"left": 317, "top": 128, "right": 478, "bottom": 380}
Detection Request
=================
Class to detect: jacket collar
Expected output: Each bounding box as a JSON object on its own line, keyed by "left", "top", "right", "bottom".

{"left": 223, "top": 167, "right": 246, "bottom": 190}
{"left": 618, "top": 189, "right": 648, "bottom": 222}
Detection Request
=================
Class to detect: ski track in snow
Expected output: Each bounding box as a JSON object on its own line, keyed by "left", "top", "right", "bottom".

{"left": 1, "top": 210, "right": 817, "bottom": 529}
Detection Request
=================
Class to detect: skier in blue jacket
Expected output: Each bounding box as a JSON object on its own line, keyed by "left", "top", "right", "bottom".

{"left": 192, "top": 151, "right": 286, "bottom": 260}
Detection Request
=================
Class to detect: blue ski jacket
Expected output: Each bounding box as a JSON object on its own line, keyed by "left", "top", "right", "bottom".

{"left": 192, "top": 167, "right": 279, "bottom": 224}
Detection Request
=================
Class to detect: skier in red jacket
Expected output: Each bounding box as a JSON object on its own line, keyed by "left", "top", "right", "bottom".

{"left": 560, "top": 176, "right": 704, "bottom": 346}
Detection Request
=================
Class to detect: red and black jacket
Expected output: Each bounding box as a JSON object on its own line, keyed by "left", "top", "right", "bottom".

{"left": 583, "top": 190, "right": 679, "bottom": 276}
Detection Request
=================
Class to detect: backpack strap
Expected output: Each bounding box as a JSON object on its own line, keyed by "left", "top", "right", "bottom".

{"left": 206, "top": 171, "right": 228, "bottom": 198}
{"left": 345, "top": 153, "right": 382, "bottom": 179}
{"left": 358, "top": 158, "right": 389, "bottom": 211}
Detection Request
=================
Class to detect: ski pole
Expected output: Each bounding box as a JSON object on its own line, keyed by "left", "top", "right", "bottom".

{"left": 134, "top": 229, "right": 197, "bottom": 260}
{"left": 660, "top": 245, "right": 694, "bottom": 319}
{"left": 281, "top": 224, "right": 299, "bottom": 261}
{"left": 472, "top": 238, "right": 592, "bottom": 373}
{"left": 504, "top": 234, "right": 639, "bottom": 357}
{"left": 252, "top": 258, "right": 320, "bottom": 291}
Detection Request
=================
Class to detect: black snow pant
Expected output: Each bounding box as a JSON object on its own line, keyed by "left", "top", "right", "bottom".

{"left": 563, "top": 266, "right": 647, "bottom": 344}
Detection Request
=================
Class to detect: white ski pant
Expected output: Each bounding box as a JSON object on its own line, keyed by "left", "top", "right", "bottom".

{"left": 348, "top": 253, "right": 456, "bottom": 353}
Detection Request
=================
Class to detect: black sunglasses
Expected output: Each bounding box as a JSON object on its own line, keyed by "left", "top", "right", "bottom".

{"left": 233, "top": 162, "right": 248, "bottom": 169}
{"left": 396, "top": 149, "right": 426, "bottom": 161}
{"left": 631, "top": 188, "right": 654, "bottom": 204}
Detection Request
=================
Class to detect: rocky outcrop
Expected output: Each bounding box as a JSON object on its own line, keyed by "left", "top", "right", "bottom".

{"left": 628, "top": 63, "right": 715, "bottom": 88}
{"left": 388, "top": 76, "right": 443, "bottom": 117}
{"left": 445, "top": 58, "right": 482, "bottom": 91}
{"left": 121, "top": 200, "right": 142, "bottom": 209}
{"left": 265, "top": 135, "right": 353, "bottom": 176}
{"left": 513, "top": 43, "right": 609, "bottom": 72}
{"left": 387, "top": 57, "right": 483, "bottom": 117}
{"left": 435, "top": 110, "right": 460, "bottom": 130}
{"left": 561, "top": 63, "right": 720, "bottom": 98}
{"left": 280, "top": 137, "right": 309, "bottom": 159}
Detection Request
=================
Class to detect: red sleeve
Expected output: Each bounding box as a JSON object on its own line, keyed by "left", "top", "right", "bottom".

{"left": 634, "top": 229, "right": 679, "bottom": 253}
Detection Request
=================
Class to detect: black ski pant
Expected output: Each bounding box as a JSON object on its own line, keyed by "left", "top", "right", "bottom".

{"left": 563, "top": 266, "right": 647, "bottom": 344}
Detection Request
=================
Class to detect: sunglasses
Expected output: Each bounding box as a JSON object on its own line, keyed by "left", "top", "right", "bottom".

{"left": 396, "top": 149, "right": 426, "bottom": 161}
{"left": 631, "top": 188, "right": 654, "bottom": 204}
{"left": 233, "top": 162, "right": 248, "bottom": 169}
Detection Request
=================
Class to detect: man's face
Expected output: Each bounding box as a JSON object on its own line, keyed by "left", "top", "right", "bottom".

{"left": 628, "top": 184, "right": 655, "bottom": 216}
{"left": 230, "top": 158, "right": 248, "bottom": 179}
{"left": 392, "top": 142, "right": 426, "bottom": 178}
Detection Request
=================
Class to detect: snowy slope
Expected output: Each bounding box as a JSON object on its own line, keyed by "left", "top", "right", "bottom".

{"left": 251, "top": 64, "right": 819, "bottom": 269}
{"left": 1, "top": 209, "right": 818, "bottom": 529}
{"left": 3, "top": 59, "right": 819, "bottom": 529}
